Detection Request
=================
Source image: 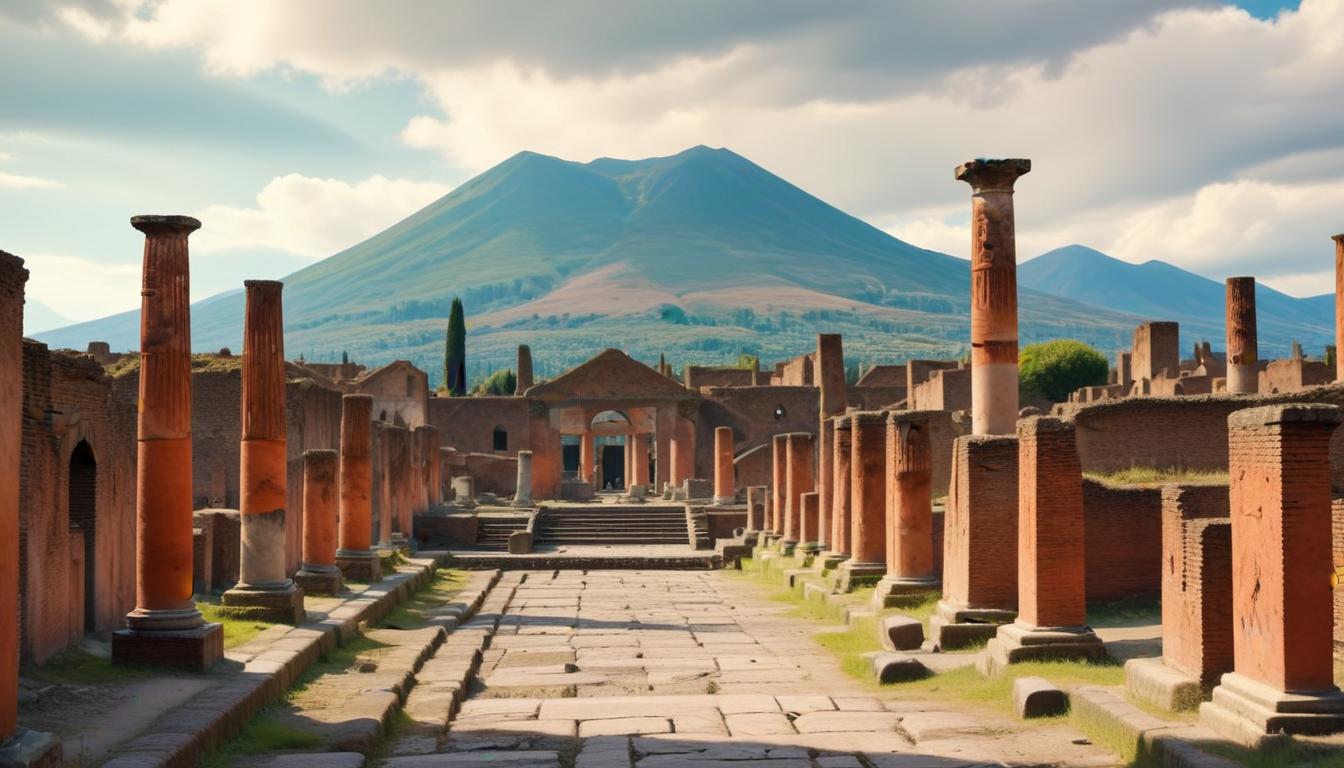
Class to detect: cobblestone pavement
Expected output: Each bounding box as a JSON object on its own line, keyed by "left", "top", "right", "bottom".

{"left": 387, "top": 570, "right": 1120, "bottom": 767}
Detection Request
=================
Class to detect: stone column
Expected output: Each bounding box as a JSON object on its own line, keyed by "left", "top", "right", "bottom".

{"left": 1225, "top": 276, "right": 1258, "bottom": 394}
{"left": 389, "top": 427, "right": 413, "bottom": 550}
{"left": 828, "top": 415, "right": 853, "bottom": 564}
{"left": 956, "top": 158, "right": 1029, "bottom": 436}
{"left": 452, "top": 476, "right": 476, "bottom": 508}
{"left": 816, "top": 419, "right": 835, "bottom": 555}
{"left": 713, "top": 426, "right": 735, "bottom": 505}
{"left": 223, "top": 280, "right": 305, "bottom": 623}
{"left": 816, "top": 334, "right": 845, "bottom": 556}
{"left": 515, "top": 344, "right": 533, "bottom": 395}
{"left": 980, "top": 417, "right": 1103, "bottom": 677}
{"left": 112, "top": 215, "right": 223, "bottom": 671}
{"left": 874, "top": 411, "right": 939, "bottom": 608}
{"left": 782, "top": 432, "right": 815, "bottom": 553}
{"left": 655, "top": 407, "right": 675, "bottom": 492}
{"left": 799, "top": 492, "right": 821, "bottom": 552}
{"left": 423, "top": 426, "right": 441, "bottom": 508}
{"left": 838, "top": 412, "right": 886, "bottom": 589}
{"left": 745, "top": 485, "right": 768, "bottom": 536}
{"left": 336, "top": 394, "right": 380, "bottom": 582}
{"left": 1202, "top": 404, "right": 1344, "bottom": 743}
{"left": 769, "top": 434, "right": 786, "bottom": 539}
{"left": 513, "top": 450, "right": 534, "bottom": 507}
{"left": 670, "top": 417, "right": 695, "bottom": 489}
{"left": 294, "top": 450, "right": 342, "bottom": 595}
{"left": 580, "top": 429, "right": 595, "bottom": 485}
{"left": 1334, "top": 235, "right": 1343, "bottom": 382}
{"left": 631, "top": 432, "right": 651, "bottom": 488}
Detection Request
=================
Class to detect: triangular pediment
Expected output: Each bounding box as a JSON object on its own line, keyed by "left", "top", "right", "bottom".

{"left": 528, "top": 348, "right": 692, "bottom": 401}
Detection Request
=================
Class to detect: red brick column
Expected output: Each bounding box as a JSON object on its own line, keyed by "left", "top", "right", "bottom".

{"left": 0, "top": 253, "right": 24, "bottom": 740}
{"left": 631, "top": 432, "right": 651, "bottom": 488}
{"left": 816, "top": 333, "right": 845, "bottom": 553}
{"left": 580, "top": 428, "right": 595, "bottom": 485}
{"left": 713, "top": 426, "right": 735, "bottom": 505}
{"left": 956, "top": 158, "right": 1029, "bottom": 436}
{"left": 875, "top": 411, "right": 938, "bottom": 606}
{"left": 112, "top": 215, "right": 223, "bottom": 671}
{"left": 294, "top": 449, "right": 342, "bottom": 595}
{"left": 838, "top": 412, "right": 887, "bottom": 589}
{"left": 830, "top": 415, "right": 853, "bottom": 558}
{"left": 422, "top": 425, "right": 441, "bottom": 507}
{"left": 1225, "top": 277, "right": 1258, "bottom": 394}
{"left": 1202, "top": 404, "right": 1344, "bottom": 741}
{"left": 770, "top": 434, "right": 787, "bottom": 536}
{"left": 783, "top": 432, "right": 815, "bottom": 549}
{"left": 336, "top": 394, "right": 379, "bottom": 582}
{"left": 1335, "top": 235, "right": 1343, "bottom": 382}
{"left": 670, "top": 417, "right": 695, "bottom": 489}
{"left": 799, "top": 492, "right": 820, "bottom": 549}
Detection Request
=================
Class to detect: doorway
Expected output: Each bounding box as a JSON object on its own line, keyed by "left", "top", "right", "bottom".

{"left": 68, "top": 440, "right": 97, "bottom": 634}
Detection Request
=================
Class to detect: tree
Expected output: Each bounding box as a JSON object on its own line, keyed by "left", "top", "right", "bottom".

{"left": 341, "top": 350, "right": 349, "bottom": 365}
{"left": 1018, "top": 339, "right": 1109, "bottom": 403}
{"left": 444, "top": 297, "right": 466, "bottom": 396}
{"left": 472, "top": 368, "right": 517, "bottom": 396}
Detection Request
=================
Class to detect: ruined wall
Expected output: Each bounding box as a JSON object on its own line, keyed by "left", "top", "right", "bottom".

{"left": 698, "top": 386, "right": 818, "bottom": 480}
{"left": 19, "top": 343, "right": 136, "bottom": 664}
{"left": 427, "top": 396, "right": 531, "bottom": 456}
{"left": 1263, "top": 359, "right": 1333, "bottom": 394}
{"left": 1081, "top": 479, "right": 1162, "bottom": 601}
{"left": 910, "top": 367, "right": 971, "bottom": 413}
{"left": 849, "top": 385, "right": 907, "bottom": 411}
{"left": 856, "top": 364, "right": 907, "bottom": 387}
{"left": 684, "top": 366, "right": 754, "bottom": 389}
{"left": 443, "top": 451, "right": 518, "bottom": 496}
{"left": 734, "top": 444, "right": 771, "bottom": 492}
{"left": 777, "top": 354, "right": 814, "bottom": 386}
{"left": 352, "top": 362, "right": 428, "bottom": 428}
{"left": 1132, "top": 322, "right": 1181, "bottom": 384}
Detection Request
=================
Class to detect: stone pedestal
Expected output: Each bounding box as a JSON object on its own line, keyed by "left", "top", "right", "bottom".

{"left": 1225, "top": 276, "right": 1258, "bottom": 394}
{"left": 713, "top": 426, "right": 735, "bottom": 505}
{"left": 337, "top": 394, "right": 380, "bottom": 583}
{"left": 0, "top": 728, "right": 61, "bottom": 767}
{"left": 295, "top": 449, "right": 343, "bottom": 595}
{"left": 452, "top": 476, "right": 476, "bottom": 508}
{"left": 1203, "top": 673, "right": 1344, "bottom": 745}
{"left": 978, "top": 621, "right": 1106, "bottom": 676}
{"left": 335, "top": 549, "right": 381, "bottom": 583}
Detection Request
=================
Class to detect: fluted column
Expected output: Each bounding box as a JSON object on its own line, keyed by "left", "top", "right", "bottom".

{"left": 336, "top": 394, "right": 379, "bottom": 582}
{"left": 294, "top": 450, "right": 342, "bottom": 595}
{"left": 713, "top": 426, "right": 734, "bottom": 505}
{"left": 957, "top": 158, "right": 1030, "bottom": 436}
{"left": 1225, "top": 277, "right": 1258, "bottom": 394}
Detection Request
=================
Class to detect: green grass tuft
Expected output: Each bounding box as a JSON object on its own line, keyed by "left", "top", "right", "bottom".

{"left": 380, "top": 568, "right": 466, "bottom": 629}
{"left": 197, "top": 598, "right": 275, "bottom": 649}
{"left": 27, "top": 647, "right": 153, "bottom": 685}
{"left": 1084, "top": 466, "right": 1228, "bottom": 489}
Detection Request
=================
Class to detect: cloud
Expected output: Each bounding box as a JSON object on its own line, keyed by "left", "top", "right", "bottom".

{"left": 22, "top": 253, "right": 140, "bottom": 321}
{"left": 194, "top": 173, "right": 450, "bottom": 259}
{"left": 0, "top": 171, "right": 61, "bottom": 189}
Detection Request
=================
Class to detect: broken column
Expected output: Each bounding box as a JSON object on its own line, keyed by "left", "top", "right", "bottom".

{"left": 294, "top": 449, "right": 343, "bottom": 595}
{"left": 782, "top": 432, "right": 815, "bottom": 554}
{"left": 1225, "top": 276, "right": 1258, "bottom": 394}
{"left": 1335, "top": 235, "right": 1343, "bottom": 382}
{"left": 512, "top": 450, "right": 534, "bottom": 507}
{"left": 816, "top": 334, "right": 845, "bottom": 553}
{"left": 827, "top": 415, "right": 853, "bottom": 567}
{"left": 1, "top": 252, "right": 60, "bottom": 763}
{"left": 837, "top": 412, "right": 887, "bottom": 590}
{"left": 956, "top": 158, "right": 1029, "bottom": 436}
{"left": 1201, "top": 404, "right": 1344, "bottom": 744}
{"left": 874, "top": 410, "right": 939, "bottom": 608}
{"left": 799, "top": 491, "right": 821, "bottom": 553}
{"left": 112, "top": 215, "right": 224, "bottom": 670}
{"left": 980, "top": 417, "right": 1104, "bottom": 676}
{"left": 515, "top": 344, "right": 533, "bottom": 395}
{"left": 336, "top": 394, "right": 380, "bottom": 582}
{"left": 930, "top": 435, "right": 1019, "bottom": 650}
{"left": 223, "top": 280, "right": 305, "bottom": 624}
{"left": 745, "top": 485, "right": 768, "bottom": 538}
{"left": 713, "top": 426, "right": 735, "bottom": 505}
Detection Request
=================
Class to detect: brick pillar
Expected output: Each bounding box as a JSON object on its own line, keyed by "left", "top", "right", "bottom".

{"left": 980, "top": 417, "right": 1103, "bottom": 676}
{"left": 1335, "top": 235, "right": 1344, "bottom": 382}
{"left": 515, "top": 344, "right": 533, "bottom": 395}
{"left": 391, "top": 427, "right": 413, "bottom": 547}
{"left": 713, "top": 426, "right": 734, "bottom": 505}
{"left": 112, "top": 216, "right": 223, "bottom": 672}
{"left": 580, "top": 429, "right": 595, "bottom": 485}
{"left": 830, "top": 415, "right": 853, "bottom": 559}
{"left": 655, "top": 407, "right": 674, "bottom": 492}
{"left": 631, "top": 432, "right": 651, "bottom": 487}
{"left": 875, "top": 411, "right": 939, "bottom": 607}
{"left": 930, "top": 435, "right": 1018, "bottom": 650}
{"left": 956, "top": 158, "right": 1029, "bottom": 436}
{"left": 223, "top": 280, "right": 305, "bottom": 623}
{"left": 817, "top": 418, "right": 835, "bottom": 555}
{"left": 770, "top": 434, "right": 786, "bottom": 537}
{"left": 1202, "top": 404, "right": 1344, "bottom": 742}
{"left": 513, "top": 450, "right": 534, "bottom": 507}
{"left": 816, "top": 334, "right": 845, "bottom": 554}
{"left": 294, "top": 450, "right": 342, "bottom": 595}
{"left": 1225, "top": 277, "right": 1258, "bottom": 394}
{"left": 336, "top": 394, "right": 380, "bottom": 582}
{"left": 670, "top": 417, "right": 695, "bottom": 488}
{"left": 782, "top": 432, "right": 815, "bottom": 551}
{"left": 799, "top": 492, "right": 820, "bottom": 549}
{"left": 838, "top": 412, "right": 887, "bottom": 589}
{"left": 745, "top": 485, "right": 767, "bottom": 535}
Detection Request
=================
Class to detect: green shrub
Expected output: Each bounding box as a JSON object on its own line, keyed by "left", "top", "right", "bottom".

{"left": 1019, "top": 339, "right": 1109, "bottom": 403}
{"left": 472, "top": 367, "right": 517, "bottom": 396}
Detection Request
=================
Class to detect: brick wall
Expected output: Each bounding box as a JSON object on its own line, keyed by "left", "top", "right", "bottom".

{"left": 427, "top": 396, "right": 532, "bottom": 456}
{"left": 1081, "top": 479, "right": 1162, "bottom": 601}
{"left": 1161, "top": 484, "right": 1233, "bottom": 685}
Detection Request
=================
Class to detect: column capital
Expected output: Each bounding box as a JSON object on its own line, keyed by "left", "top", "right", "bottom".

{"left": 954, "top": 158, "right": 1031, "bottom": 193}
{"left": 131, "top": 214, "right": 201, "bottom": 237}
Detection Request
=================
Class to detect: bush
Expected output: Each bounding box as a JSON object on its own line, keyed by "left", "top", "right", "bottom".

{"left": 1019, "top": 339, "right": 1109, "bottom": 403}
{"left": 472, "top": 368, "right": 517, "bottom": 396}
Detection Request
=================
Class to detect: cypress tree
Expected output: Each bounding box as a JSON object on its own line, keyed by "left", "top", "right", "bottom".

{"left": 444, "top": 297, "right": 466, "bottom": 396}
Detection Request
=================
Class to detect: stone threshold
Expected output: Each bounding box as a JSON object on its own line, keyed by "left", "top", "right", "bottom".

{"left": 97, "top": 559, "right": 501, "bottom": 768}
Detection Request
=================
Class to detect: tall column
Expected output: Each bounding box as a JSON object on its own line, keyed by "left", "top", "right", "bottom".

{"left": 631, "top": 432, "right": 651, "bottom": 487}
{"left": 670, "top": 417, "right": 695, "bottom": 489}
{"left": 782, "top": 432, "right": 814, "bottom": 553}
{"left": 424, "top": 426, "right": 441, "bottom": 508}
{"left": 838, "top": 412, "right": 886, "bottom": 589}
{"left": 512, "top": 450, "right": 534, "bottom": 507}
{"left": 770, "top": 434, "right": 786, "bottom": 538}
{"left": 1334, "top": 235, "right": 1343, "bottom": 382}
{"left": 224, "top": 280, "right": 305, "bottom": 623}
{"left": 112, "top": 215, "right": 223, "bottom": 671}
{"left": 1202, "top": 405, "right": 1344, "bottom": 743}
{"left": 713, "top": 426, "right": 735, "bottom": 505}
{"left": 816, "top": 419, "right": 835, "bottom": 555}
{"left": 390, "top": 427, "right": 413, "bottom": 549}
{"left": 874, "top": 411, "right": 939, "bottom": 607}
{"left": 336, "top": 394, "right": 380, "bottom": 581}
{"left": 829, "top": 416, "right": 853, "bottom": 561}
{"left": 294, "top": 450, "right": 342, "bottom": 595}
{"left": 655, "top": 407, "right": 675, "bottom": 491}
{"left": 980, "top": 417, "right": 1103, "bottom": 676}
{"left": 956, "top": 158, "right": 1029, "bottom": 436}
{"left": 1225, "top": 277, "right": 1258, "bottom": 394}
{"left": 515, "top": 344, "right": 533, "bottom": 395}
{"left": 580, "top": 429, "right": 595, "bottom": 485}
{"left": 816, "top": 334, "right": 845, "bottom": 557}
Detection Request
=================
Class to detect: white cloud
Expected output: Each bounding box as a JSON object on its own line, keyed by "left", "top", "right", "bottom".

{"left": 193, "top": 173, "right": 450, "bottom": 259}
{"left": 0, "top": 171, "right": 62, "bottom": 189}
{"left": 22, "top": 253, "right": 140, "bottom": 321}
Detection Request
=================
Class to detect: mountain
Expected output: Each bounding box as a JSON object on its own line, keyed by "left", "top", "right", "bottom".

{"left": 1019, "top": 245, "right": 1333, "bottom": 358}
{"left": 37, "top": 147, "right": 1155, "bottom": 385}
{"left": 23, "top": 299, "right": 71, "bottom": 336}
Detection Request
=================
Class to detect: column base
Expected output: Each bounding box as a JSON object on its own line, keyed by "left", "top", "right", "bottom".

{"left": 221, "top": 581, "right": 306, "bottom": 624}
{"left": 112, "top": 621, "right": 224, "bottom": 671}
{"left": 389, "top": 533, "right": 414, "bottom": 554}
{"left": 778, "top": 539, "right": 798, "bottom": 556}
{"left": 511, "top": 497, "right": 534, "bottom": 508}
{"left": 872, "top": 575, "right": 940, "bottom": 609}
{"left": 928, "top": 600, "right": 1016, "bottom": 651}
{"left": 1200, "top": 672, "right": 1344, "bottom": 747}
{"left": 977, "top": 621, "right": 1107, "bottom": 677}
{"left": 797, "top": 541, "right": 823, "bottom": 555}
{"left": 835, "top": 560, "right": 885, "bottom": 592}
{"left": 293, "top": 563, "right": 344, "bottom": 596}
{"left": 712, "top": 495, "right": 735, "bottom": 506}
{"left": 0, "top": 728, "right": 62, "bottom": 768}
{"left": 1125, "top": 657, "right": 1205, "bottom": 713}
{"left": 336, "top": 549, "right": 383, "bottom": 583}
{"left": 817, "top": 551, "right": 848, "bottom": 572}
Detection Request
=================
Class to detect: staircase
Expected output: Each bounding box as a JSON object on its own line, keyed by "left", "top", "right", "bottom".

{"left": 534, "top": 505, "right": 690, "bottom": 546}
{"left": 474, "top": 516, "right": 529, "bottom": 550}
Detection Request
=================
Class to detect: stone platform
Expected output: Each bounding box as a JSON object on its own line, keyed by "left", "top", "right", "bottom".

{"left": 442, "top": 544, "right": 721, "bottom": 570}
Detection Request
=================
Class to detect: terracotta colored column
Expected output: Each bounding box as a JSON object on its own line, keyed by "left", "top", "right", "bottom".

{"left": 512, "top": 450, "right": 534, "bottom": 507}
{"left": 799, "top": 492, "right": 820, "bottom": 550}
{"left": 631, "top": 432, "right": 651, "bottom": 487}
{"left": 782, "top": 432, "right": 815, "bottom": 551}
{"left": 655, "top": 406, "right": 675, "bottom": 492}
{"left": 294, "top": 449, "right": 342, "bottom": 595}
{"left": 390, "top": 427, "right": 413, "bottom": 548}
{"left": 1202, "top": 405, "right": 1344, "bottom": 741}
{"left": 670, "top": 417, "right": 695, "bottom": 489}
{"left": 713, "top": 426, "right": 735, "bottom": 505}
{"left": 515, "top": 344, "right": 533, "bottom": 395}
{"left": 224, "top": 280, "right": 305, "bottom": 623}
{"left": 875, "top": 411, "right": 939, "bottom": 607}
{"left": 956, "top": 158, "right": 1029, "bottom": 436}
{"left": 770, "top": 434, "right": 787, "bottom": 536}
{"left": 336, "top": 394, "right": 380, "bottom": 581}
{"left": 745, "top": 485, "right": 767, "bottom": 535}
{"left": 424, "top": 426, "right": 441, "bottom": 508}
{"left": 1334, "top": 235, "right": 1343, "bottom": 382}
{"left": 838, "top": 412, "right": 886, "bottom": 589}
{"left": 580, "top": 429, "right": 595, "bottom": 485}
{"left": 816, "top": 333, "right": 845, "bottom": 554}
{"left": 980, "top": 417, "right": 1103, "bottom": 676}
{"left": 829, "top": 415, "right": 853, "bottom": 560}
{"left": 0, "top": 253, "right": 20, "bottom": 742}
{"left": 112, "top": 215, "right": 223, "bottom": 671}
{"left": 816, "top": 419, "right": 835, "bottom": 553}
{"left": 1225, "top": 277, "right": 1258, "bottom": 394}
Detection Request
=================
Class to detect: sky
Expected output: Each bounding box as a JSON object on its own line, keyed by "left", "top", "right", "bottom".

{"left": 2, "top": 0, "right": 1334, "bottom": 332}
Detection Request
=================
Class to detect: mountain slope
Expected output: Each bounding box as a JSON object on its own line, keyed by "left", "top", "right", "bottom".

{"left": 23, "top": 299, "right": 71, "bottom": 336}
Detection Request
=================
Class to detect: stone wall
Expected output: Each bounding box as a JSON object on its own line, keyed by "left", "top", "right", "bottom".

{"left": 698, "top": 386, "right": 819, "bottom": 480}
{"left": 733, "top": 444, "right": 771, "bottom": 492}
{"left": 910, "top": 368, "right": 970, "bottom": 413}
{"left": 1081, "top": 479, "right": 1163, "bottom": 601}
{"left": 848, "top": 385, "right": 907, "bottom": 411}
{"left": 427, "top": 395, "right": 531, "bottom": 456}
{"left": 684, "top": 366, "right": 754, "bottom": 389}
{"left": 443, "top": 451, "right": 518, "bottom": 496}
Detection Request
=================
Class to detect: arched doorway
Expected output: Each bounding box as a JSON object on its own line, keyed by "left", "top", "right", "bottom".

{"left": 68, "top": 440, "right": 97, "bottom": 634}
{"left": 591, "top": 411, "right": 630, "bottom": 490}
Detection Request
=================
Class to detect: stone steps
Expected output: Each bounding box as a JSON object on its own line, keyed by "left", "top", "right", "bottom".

{"left": 535, "top": 506, "right": 690, "bottom": 547}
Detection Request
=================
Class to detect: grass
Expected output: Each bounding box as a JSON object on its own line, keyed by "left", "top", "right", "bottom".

{"left": 198, "top": 597, "right": 276, "bottom": 649}
{"left": 380, "top": 568, "right": 466, "bottom": 629}
{"left": 1087, "top": 595, "right": 1161, "bottom": 628}
{"left": 381, "top": 549, "right": 410, "bottom": 573}
{"left": 1084, "top": 466, "right": 1228, "bottom": 488}
{"left": 27, "top": 647, "right": 153, "bottom": 685}
{"left": 1203, "top": 741, "right": 1344, "bottom": 768}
